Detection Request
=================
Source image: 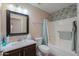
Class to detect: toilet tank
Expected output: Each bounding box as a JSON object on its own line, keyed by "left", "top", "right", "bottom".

{"left": 35, "top": 37, "right": 43, "bottom": 46}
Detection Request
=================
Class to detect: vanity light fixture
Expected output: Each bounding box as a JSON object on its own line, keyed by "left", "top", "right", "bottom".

{"left": 7, "top": 4, "right": 28, "bottom": 15}
{"left": 17, "top": 7, "right": 22, "bottom": 13}
{"left": 7, "top": 4, "right": 16, "bottom": 11}
{"left": 23, "top": 9, "right": 28, "bottom": 14}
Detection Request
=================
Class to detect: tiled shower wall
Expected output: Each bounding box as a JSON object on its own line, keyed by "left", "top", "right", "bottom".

{"left": 48, "top": 3, "right": 77, "bottom": 50}
{"left": 50, "top": 4, "right": 77, "bottom": 21}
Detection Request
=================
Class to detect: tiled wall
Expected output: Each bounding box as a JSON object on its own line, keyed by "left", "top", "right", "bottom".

{"left": 58, "top": 31, "right": 72, "bottom": 40}
{"left": 48, "top": 4, "right": 77, "bottom": 45}
{"left": 48, "top": 3, "right": 77, "bottom": 49}
{"left": 51, "top": 4, "right": 77, "bottom": 21}
{"left": 49, "top": 17, "right": 77, "bottom": 50}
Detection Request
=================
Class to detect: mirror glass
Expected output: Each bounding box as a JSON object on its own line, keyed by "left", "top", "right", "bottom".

{"left": 10, "top": 13, "right": 27, "bottom": 33}
{"left": 6, "top": 10, "right": 29, "bottom": 36}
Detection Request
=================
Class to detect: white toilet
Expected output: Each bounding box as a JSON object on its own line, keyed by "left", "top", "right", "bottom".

{"left": 35, "top": 37, "right": 50, "bottom": 56}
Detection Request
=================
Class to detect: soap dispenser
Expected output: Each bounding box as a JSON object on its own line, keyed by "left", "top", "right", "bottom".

{"left": 2, "top": 36, "right": 7, "bottom": 47}
{"left": 0, "top": 34, "right": 2, "bottom": 50}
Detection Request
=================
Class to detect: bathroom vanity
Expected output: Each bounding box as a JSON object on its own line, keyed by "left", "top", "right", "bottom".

{"left": 0, "top": 10, "right": 36, "bottom": 56}
{"left": 1, "top": 40, "right": 36, "bottom": 56}
{"left": 3, "top": 44, "right": 36, "bottom": 56}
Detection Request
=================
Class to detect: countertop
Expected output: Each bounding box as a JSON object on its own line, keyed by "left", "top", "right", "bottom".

{"left": 1, "top": 39, "right": 36, "bottom": 53}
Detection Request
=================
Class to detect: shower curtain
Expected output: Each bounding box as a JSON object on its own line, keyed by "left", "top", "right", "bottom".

{"left": 72, "top": 21, "right": 77, "bottom": 53}
{"left": 41, "top": 19, "right": 48, "bottom": 45}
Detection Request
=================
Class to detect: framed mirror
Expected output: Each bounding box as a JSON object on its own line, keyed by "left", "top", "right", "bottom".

{"left": 6, "top": 10, "right": 29, "bottom": 36}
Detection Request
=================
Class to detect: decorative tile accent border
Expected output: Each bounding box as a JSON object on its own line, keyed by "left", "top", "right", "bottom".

{"left": 58, "top": 31, "right": 72, "bottom": 40}
{"left": 51, "top": 4, "right": 77, "bottom": 21}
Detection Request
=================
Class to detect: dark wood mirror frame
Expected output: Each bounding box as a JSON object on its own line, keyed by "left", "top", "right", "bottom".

{"left": 6, "top": 10, "right": 29, "bottom": 36}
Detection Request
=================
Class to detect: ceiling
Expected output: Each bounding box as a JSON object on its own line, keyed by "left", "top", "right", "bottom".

{"left": 30, "top": 3, "right": 73, "bottom": 14}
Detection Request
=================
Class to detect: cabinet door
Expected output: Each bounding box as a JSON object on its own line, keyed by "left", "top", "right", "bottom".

{"left": 3, "top": 49, "right": 22, "bottom": 56}
{"left": 24, "top": 44, "right": 36, "bottom": 56}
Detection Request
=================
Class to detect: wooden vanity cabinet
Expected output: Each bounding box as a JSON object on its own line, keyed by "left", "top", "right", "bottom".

{"left": 3, "top": 44, "right": 36, "bottom": 56}
{"left": 3, "top": 48, "right": 22, "bottom": 56}
{"left": 23, "top": 44, "right": 36, "bottom": 56}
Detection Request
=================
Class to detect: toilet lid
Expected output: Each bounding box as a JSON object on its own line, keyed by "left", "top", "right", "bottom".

{"left": 38, "top": 45, "right": 50, "bottom": 51}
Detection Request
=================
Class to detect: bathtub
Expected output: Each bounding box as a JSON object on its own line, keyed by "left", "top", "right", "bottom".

{"left": 48, "top": 43, "right": 77, "bottom": 56}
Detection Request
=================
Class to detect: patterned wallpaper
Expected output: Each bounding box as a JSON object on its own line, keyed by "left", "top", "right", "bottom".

{"left": 51, "top": 4, "right": 77, "bottom": 21}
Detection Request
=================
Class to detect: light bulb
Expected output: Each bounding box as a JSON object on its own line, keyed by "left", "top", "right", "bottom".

{"left": 17, "top": 7, "right": 22, "bottom": 13}
{"left": 8, "top": 4, "right": 15, "bottom": 11}
{"left": 23, "top": 9, "right": 28, "bottom": 14}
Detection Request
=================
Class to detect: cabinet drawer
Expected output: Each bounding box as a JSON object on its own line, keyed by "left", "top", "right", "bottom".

{"left": 23, "top": 44, "right": 36, "bottom": 56}
{"left": 3, "top": 48, "right": 22, "bottom": 56}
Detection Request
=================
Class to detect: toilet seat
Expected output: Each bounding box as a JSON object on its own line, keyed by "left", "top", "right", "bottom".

{"left": 38, "top": 45, "right": 50, "bottom": 54}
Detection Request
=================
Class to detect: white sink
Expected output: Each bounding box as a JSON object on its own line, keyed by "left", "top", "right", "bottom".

{"left": 2, "top": 39, "right": 36, "bottom": 52}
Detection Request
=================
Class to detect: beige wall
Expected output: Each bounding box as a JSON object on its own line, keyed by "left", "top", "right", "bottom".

{"left": 0, "top": 11, "right": 1, "bottom": 33}
{"left": 0, "top": 10, "right": 1, "bottom": 33}
{"left": 0, "top": 3, "right": 50, "bottom": 42}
